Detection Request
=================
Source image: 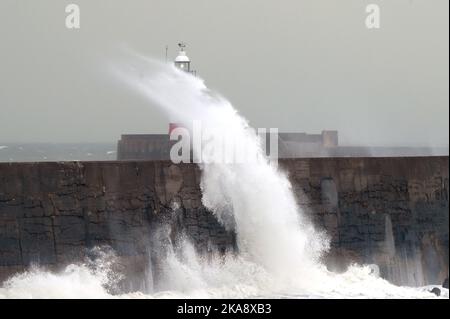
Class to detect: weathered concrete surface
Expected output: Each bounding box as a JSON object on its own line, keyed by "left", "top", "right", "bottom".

{"left": 0, "top": 157, "right": 448, "bottom": 290}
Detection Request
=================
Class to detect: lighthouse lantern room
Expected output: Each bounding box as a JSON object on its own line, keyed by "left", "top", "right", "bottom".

{"left": 174, "top": 42, "right": 194, "bottom": 74}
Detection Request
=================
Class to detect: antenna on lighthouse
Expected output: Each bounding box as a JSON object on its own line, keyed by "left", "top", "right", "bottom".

{"left": 165, "top": 45, "right": 168, "bottom": 63}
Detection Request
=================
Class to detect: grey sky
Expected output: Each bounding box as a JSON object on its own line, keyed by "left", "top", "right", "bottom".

{"left": 0, "top": 0, "right": 448, "bottom": 146}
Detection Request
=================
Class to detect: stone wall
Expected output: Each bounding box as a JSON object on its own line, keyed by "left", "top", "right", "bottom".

{"left": 0, "top": 157, "right": 448, "bottom": 291}
{"left": 283, "top": 157, "right": 449, "bottom": 286}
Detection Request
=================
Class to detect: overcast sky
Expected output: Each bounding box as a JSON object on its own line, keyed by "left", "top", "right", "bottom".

{"left": 0, "top": 0, "right": 448, "bottom": 146}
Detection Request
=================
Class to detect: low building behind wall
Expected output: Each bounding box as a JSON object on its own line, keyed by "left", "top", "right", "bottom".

{"left": 117, "top": 131, "right": 339, "bottom": 161}
{"left": 117, "top": 134, "right": 172, "bottom": 160}
{"left": 0, "top": 157, "right": 448, "bottom": 291}
{"left": 117, "top": 131, "right": 338, "bottom": 160}
{"left": 117, "top": 131, "right": 448, "bottom": 160}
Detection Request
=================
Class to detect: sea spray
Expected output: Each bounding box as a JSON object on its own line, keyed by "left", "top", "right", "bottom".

{"left": 113, "top": 54, "right": 330, "bottom": 286}
{"left": 0, "top": 253, "right": 445, "bottom": 298}
{"left": 0, "top": 247, "right": 121, "bottom": 299}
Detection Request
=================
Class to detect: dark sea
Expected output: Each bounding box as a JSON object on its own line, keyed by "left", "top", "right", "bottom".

{"left": 0, "top": 143, "right": 117, "bottom": 162}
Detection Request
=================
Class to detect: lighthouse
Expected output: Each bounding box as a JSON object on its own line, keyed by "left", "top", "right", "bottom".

{"left": 174, "top": 42, "right": 196, "bottom": 75}
{"left": 169, "top": 43, "right": 196, "bottom": 135}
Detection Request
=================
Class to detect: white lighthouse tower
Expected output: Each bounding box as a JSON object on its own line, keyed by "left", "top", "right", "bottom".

{"left": 169, "top": 43, "right": 196, "bottom": 134}
{"left": 174, "top": 42, "right": 196, "bottom": 75}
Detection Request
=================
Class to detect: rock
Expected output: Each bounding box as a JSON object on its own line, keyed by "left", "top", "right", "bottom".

{"left": 430, "top": 287, "right": 441, "bottom": 296}
{"left": 443, "top": 278, "right": 449, "bottom": 289}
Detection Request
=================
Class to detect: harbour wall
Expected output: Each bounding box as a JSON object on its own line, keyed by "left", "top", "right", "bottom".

{"left": 0, "top": 157, "right": 448, "bottom": 291}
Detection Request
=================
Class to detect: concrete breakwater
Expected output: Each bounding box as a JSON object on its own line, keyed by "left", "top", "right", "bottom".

{"left": 0, "top": 157, "right": 448, "bottom": 291}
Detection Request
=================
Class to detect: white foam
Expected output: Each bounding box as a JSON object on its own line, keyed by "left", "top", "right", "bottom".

{"left": 0, "top": 242, "right": 445, "bottom": 299}
{"left": 0, "top": 265, "right": 112, "bottom": 299}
